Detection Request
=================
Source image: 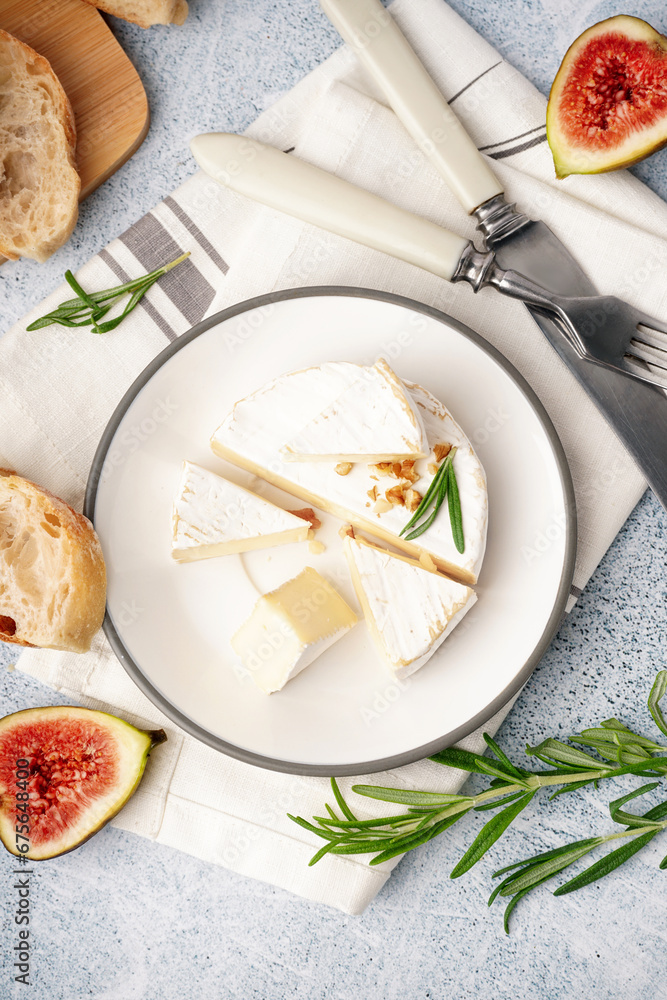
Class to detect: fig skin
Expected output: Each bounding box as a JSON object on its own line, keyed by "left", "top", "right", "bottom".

{"left": 0, "top": 706, "right": 167, "bottom": 861}
{"left": 547, "top": 15, "right": 667, "bottom": 179}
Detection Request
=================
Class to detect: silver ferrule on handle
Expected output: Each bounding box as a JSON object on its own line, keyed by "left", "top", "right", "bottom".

{"left": 473, "top": 194, "right": 533, "bottom": 248}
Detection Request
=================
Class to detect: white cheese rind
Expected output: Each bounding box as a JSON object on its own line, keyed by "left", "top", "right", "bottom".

{"left": 282, "top": 358, "right": 427, "bottom": 462}
{"left": 171, "top": 461, "right": 309, "bottom": 562}
{"left": 231, "top": 566, "right": 357, "bottom": 693}
{"left": 211, "top": 366, "right": 488, "bottom": 584}
{"left": 343, "top": 534, "right": 477, "bottom": 680}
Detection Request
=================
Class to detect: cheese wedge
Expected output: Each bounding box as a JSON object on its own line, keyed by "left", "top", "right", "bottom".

{"left": 211, "top": 365, "right": 487, "bottom": 585}
{"left": 231, "top": 567, "right": 357, "bottom": 693}
{"left": 171, "top": 461, "right": 309, "bottom": 562}
{"left": 343, "top": 533, "right": 476, "bottom": 680}
{"left": 281, "top": 358, "right": 427, "bottom": 462}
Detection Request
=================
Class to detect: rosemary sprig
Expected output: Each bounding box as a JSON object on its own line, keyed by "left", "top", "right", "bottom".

{"left": 399, "top": 447, "right": 464, "bottom": 551}
{"left": 26, "top": 252, "right": 191, "bottom": 335}
{"left": 290, "top": 671, "right": 667, "bottom": 932}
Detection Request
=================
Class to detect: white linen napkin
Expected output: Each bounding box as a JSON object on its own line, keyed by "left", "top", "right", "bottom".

{"left": 3, "top": 0, "right": 667, "bottom": 913}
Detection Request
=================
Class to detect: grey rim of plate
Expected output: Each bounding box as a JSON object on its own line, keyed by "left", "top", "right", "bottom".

{"left": 85, "top": 286, "right": 577, "bottom": 776}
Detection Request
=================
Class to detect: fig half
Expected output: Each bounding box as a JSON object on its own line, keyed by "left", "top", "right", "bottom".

{"left": 547, "top": 15, "right": 667, "bottom": 178}
{"left": 0, "top": 706, "right": 166, "bottom": 860}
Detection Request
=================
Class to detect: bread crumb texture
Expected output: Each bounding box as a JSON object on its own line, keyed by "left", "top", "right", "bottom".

{"left": 0, "top": 29, "right": 80, "bottom": 262}
{"left": 0, "top": 469, "right": 106, "bottom": 653}
{"left": 82, "top": 0, "right": 188, "bottom": 28}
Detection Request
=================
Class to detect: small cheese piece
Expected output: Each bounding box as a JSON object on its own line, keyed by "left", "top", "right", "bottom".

{"left": 343, "top": 533, "right": 476, "bottom": 680}
{"left": 171, "top": 461, "right": 309, "bottom": 562}
{"left": 231, "top": 567, "right": 357, "bottom": 694}
{"left": 281, "top": 358, "right": 427, "bottom": 462}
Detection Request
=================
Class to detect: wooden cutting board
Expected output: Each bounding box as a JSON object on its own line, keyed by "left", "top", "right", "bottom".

{"left": 0, "top": 0, "right": 149, "bottom": 199}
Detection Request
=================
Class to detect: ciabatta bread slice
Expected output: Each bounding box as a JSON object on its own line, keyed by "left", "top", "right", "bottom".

{"left": 0, "top": 29, "right": 79, "bottom": 263}
{"left": 0, "top": 470, "right": 106, "bottom": 654}
{"left": 83, "top": 0, "right": 188, "bottom": 28}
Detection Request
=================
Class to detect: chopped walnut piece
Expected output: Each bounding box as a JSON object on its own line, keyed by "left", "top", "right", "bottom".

{"left": 289, "top": 507, "right": 322, "bottom": 530}
{"left": 372, "top": 462, "right": 395, "bottom": 477}
{"left": 434, "top": 442, "right": 452, "bottom": 462}
{"left": 392, "top": 462, "right": 402, "bottom": 477}
{"left": 427, "top": 462, "right": 439, "bottom": 476}
{"left": 405, "top": 488, "right": 422, "bottom": 513}
{"left": 335, "top": 462, "right": 353, "bottom": 476}
{"left": 385, "top": 484, "right": 406, "bottom": 507}
{"left": 367, "top": 485, "right": 378, "bottom": 502}
{"left": 419, "top": 552, "right": 437, "bottom": 573}
{"left": 309, "top": 540, "right": 326, "bottom": 555}
{"left": 373, "top": 498, "right": 393, "bottom": 514}
{"left": 400, "top": 459, "right": 419, "bottom": 484}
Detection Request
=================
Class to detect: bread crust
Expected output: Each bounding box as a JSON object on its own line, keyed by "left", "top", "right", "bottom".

{"left": 81, "top": 0, "right": 188, "bottom": 28}
{"left": 0, "top": 29, "right": 79, "bottom": 262}
{"left": 0, "top": 469, "right": 106, "bottom": 654}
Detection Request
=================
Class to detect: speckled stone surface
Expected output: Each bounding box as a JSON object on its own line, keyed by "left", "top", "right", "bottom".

{"left": 1, "top": 1, "right": 667, "bottom": 997}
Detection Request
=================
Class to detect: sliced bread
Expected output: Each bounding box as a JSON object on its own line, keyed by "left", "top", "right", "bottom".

{"left": 83, "top": 0, "right": 189, "bottom": 28}
{"left": 0, "top": 469, "right": 107, "bottom": 654}
{"left": 0, "top": 29, "right": 79, "bottom": 263}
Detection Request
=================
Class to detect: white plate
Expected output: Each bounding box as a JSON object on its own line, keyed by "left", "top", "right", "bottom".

{"left": 86, "top": 288, "right": 576, "bottom": 775}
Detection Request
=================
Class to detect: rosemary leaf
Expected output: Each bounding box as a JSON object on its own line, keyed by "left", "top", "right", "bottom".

{"left": 430, "top": 746, "right": 504, "bottom": 776}
{"left": 608, "top": 783, "right": 661, "bottom": 826}
{"left": 308, "top": 840, "right": 341, "bottom": 866}
{"left": 447, "top": 461, "right": 465, "bottom": 553}
{"left": 403, "top": 465, "right": 450, "bottom": 541}
{"left": 503, "top": 880, "right": 551, "bottom": 935}
{"left": 526, "top": 738, "right": 614, "bottom": 770}
{"left": 65, "top": 269, "right": 98, "bottom": 310}
{"left": 483, "top": 733, "right": 527, "bottom": 780}
{"left": 450, "top": 791, "right": 536, "bottom": 879}
{"left": 352, "top": 785, "right": 470, "bottom": 808}
{"left": 331, "top": 777, "right": 357, "bottom": 822}
{"left": 649, "top": 670, "right": 667, "bottom": 737}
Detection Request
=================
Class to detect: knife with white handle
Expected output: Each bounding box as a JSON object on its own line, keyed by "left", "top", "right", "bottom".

{"left": 319, "top": 0, "right": 667, "bottom": 511}
{"left": 189, "top": 134, "right": 581, "bottom": 306}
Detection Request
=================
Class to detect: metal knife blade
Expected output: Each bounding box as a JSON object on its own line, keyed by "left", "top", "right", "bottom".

{"left": 488, "top": 219, "right": 667, "bottom": 511}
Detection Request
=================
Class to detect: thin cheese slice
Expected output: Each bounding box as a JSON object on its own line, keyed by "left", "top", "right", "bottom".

{"left": 231, "top": 567, "right": 357, "bottom": 693}
{"left": 171, "top": 461, "right": 308, "bottom": 562}
{"left": 281, "top": 358, "right": 427, "bottom": 462}
{"left": 343, "top": 533, "right": 476, "bottom": 680}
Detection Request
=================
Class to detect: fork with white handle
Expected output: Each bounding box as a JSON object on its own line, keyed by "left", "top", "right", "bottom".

{"left": 191, "top": 132, "right": 667, "bottom": 392}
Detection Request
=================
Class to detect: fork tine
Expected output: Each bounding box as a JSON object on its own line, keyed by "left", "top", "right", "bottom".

{"left": 623, "top": 357, "right": 667, "bottom": 391}
{"left": 634, "top": 325, "right": 667, "bottom": 353}
{"left": 628, "top": 340, "right": 667, "bottom": 373}
{"left": 636, "top": 312, "right": 667, "bottom": 336}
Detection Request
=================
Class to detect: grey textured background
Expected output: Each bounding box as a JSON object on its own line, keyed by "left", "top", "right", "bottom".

{"left": 2, "top": 1, "right": 667, "bottom": 998}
